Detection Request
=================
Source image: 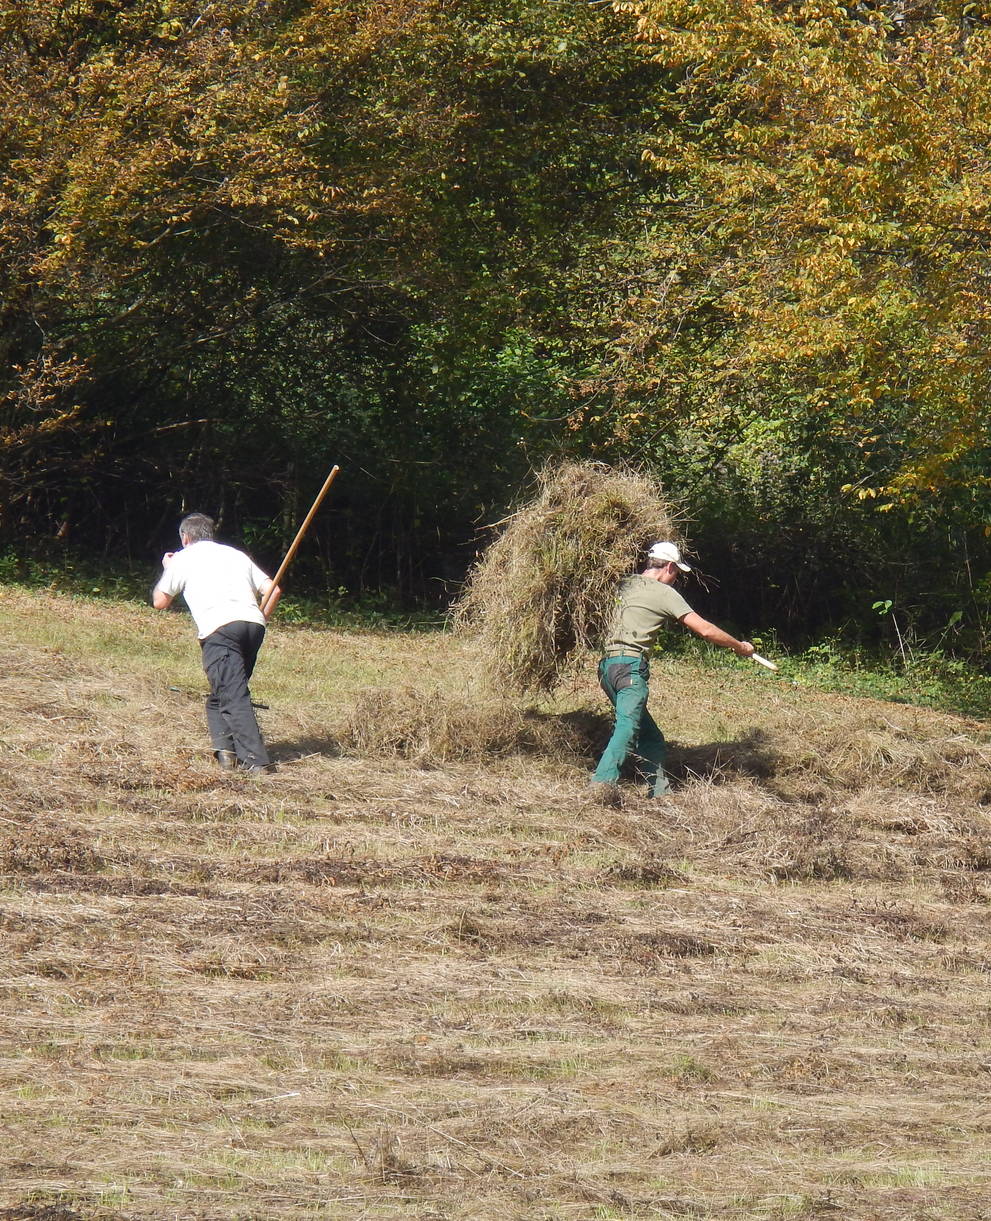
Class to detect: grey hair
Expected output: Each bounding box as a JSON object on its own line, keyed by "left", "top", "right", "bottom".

{"left": 178, "top": 512, "right": 215, "bottom": 543}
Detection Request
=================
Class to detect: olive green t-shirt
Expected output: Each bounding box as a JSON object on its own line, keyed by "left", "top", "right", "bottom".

{"left": 603, "top": 575, "right": 694, "bottom": 656}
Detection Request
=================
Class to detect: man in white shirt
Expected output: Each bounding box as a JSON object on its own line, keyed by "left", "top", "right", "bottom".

{"left": 153, "top": 513, "right": 281, "bottom": 773}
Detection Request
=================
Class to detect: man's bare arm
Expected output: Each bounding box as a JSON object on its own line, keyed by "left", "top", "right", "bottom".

{"left": 152, "top": 551, "right": 176, "bottom": 610}
{"left": 680, "top": 611, "right": 754, "bottom": 657}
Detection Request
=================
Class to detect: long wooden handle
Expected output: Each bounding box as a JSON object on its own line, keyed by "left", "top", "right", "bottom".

{"left": 261, "top": 464, "right": 340, "bottom": 616}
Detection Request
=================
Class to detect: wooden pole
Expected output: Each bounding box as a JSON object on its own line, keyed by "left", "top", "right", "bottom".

{"left": 261, "top": 464, "right": 340, "bottom": 616}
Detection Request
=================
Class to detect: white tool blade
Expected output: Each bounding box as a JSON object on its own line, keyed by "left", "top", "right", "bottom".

{"left": 752, "top": 652, "right": 778, "bottom": 671}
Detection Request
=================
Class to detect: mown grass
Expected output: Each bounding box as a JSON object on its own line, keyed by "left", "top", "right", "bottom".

{"left": 1, "top": 583, "right": 991, "bottom": 1219}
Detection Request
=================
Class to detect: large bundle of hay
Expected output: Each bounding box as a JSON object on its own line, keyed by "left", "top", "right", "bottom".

{"left": 337, "top": 686, "right": 607, "bottom": 766}
{"left": 453, "top": 460, "right": 682, "bottom": 695}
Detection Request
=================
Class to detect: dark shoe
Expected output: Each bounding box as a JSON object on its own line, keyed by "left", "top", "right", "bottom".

{"left": 588, "top": 780, "right": 621, "bottom": 808}
{"left": 215, "top": 750, "right": 238, "bottom": 771}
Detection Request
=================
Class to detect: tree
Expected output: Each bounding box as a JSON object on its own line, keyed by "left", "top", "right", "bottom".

{"left": 610, "top": 0, "right": 991, "bottom": 504}
{"left": 589, "top": 0, "right": 991, "bottom": 643}
{"left": 0, "top": 0, "right": 669, "bottom": 599}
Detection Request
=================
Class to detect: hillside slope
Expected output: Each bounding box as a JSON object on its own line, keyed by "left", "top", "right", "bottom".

{"left": 1, "top": 587, "right": 990, "bottom": 1220}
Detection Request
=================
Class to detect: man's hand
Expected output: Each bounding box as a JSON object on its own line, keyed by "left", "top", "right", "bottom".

{"left": 736, "top": 640, "right": 756, "bottom": 658}
{"left": 260, "top": 581, "right": 282, "bottom": 621}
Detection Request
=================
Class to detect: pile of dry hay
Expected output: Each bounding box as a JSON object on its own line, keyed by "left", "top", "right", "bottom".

{"left": 338, "top": 686, "right": 607, "bottom": 766}
{"left": 453, "top": 460, "right": 681, "bottom": 695}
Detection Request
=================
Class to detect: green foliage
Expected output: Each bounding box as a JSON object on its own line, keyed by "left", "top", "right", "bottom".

{"left": 2, "top": 0, "right": 991, "bottom": 659}
{"left": 0, "top": 0, "right": 664, "bottom": 603}
{"left": 657, "top": 619, "right": 991, "bottom": 718}
{"left": 0, "top": 549, "right": 436, "bottom": 630}
{"left": 615, "top": 0, "right": 991, "bottom": 501}
{"left": 0, "top": 551, "right": 151, "bottom": 603}
{"left": 777, "top": 641, "right": 991, "bottom": 720}
{"left": 574, "top": 0, "right": 991, "bottom": 649}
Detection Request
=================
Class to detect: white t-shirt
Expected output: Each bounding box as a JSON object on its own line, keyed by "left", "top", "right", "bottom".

{"left": 155, "top": 540, "right": 270, "bottom": 639}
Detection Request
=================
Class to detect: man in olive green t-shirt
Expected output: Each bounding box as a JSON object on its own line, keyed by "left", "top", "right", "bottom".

{"left": 590, "top": 541, "right": 754, "bottom": 802}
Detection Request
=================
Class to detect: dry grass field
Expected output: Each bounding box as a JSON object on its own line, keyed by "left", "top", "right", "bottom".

{"left": 2, "top": 585, "right": 991, "bottom": 1220}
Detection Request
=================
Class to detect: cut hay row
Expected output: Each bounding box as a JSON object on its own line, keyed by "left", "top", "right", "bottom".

{"left": 334, "top": 684, "right": 991, "bottom": 811}
{"left": 337, "top": 686, "right": 601, "bottom": 766}
{"left": 453, "top": 460, "right": 680, "bottom": 695}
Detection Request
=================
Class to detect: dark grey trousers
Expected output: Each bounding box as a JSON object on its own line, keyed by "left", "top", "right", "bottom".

{"left": 200, "top": 621, "right": 270, "bottom": 767}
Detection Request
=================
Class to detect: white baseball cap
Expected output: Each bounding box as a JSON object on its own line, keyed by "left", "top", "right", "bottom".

{"left": 647, "top": 541, "right": 692, "bottom": 572}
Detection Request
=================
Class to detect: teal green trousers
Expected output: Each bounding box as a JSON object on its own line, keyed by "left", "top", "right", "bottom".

{"left": 592, "top": 654, "right": 670, "bottom": 796}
